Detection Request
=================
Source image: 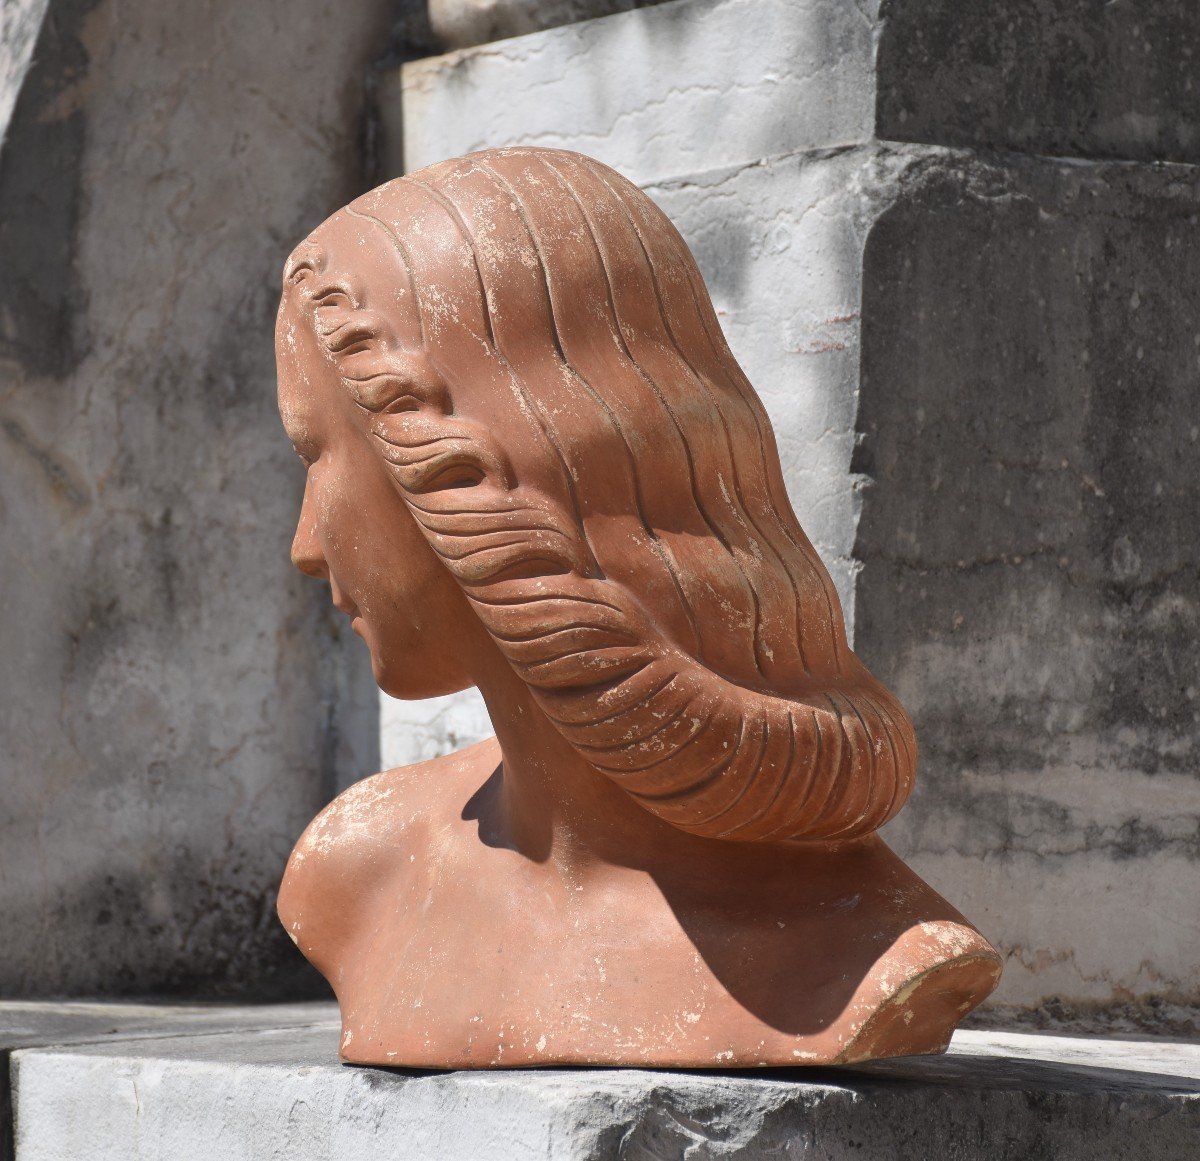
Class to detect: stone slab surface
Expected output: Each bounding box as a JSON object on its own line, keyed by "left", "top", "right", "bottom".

{"left": 0, "top": 999, "right": 339, "bottom": 1054}
{"left": 12, "top": 1025, "right": 1199, "bottom": 1160}
{"left": 0, "top": 1002, "right": 336, "bottom": 1161}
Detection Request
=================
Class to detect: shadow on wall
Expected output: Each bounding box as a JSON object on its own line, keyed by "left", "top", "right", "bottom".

{"left": 853, "top": 151, "right": 1200, "bottom": 1034}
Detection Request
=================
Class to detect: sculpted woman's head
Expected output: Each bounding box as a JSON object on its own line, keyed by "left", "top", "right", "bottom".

{"left": 276, "top": 146, "right": 916, "bottom": 844}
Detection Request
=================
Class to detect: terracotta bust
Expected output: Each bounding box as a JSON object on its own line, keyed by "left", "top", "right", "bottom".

{"left": 275, "top": 147, "right": 1001, "bottom": 1068}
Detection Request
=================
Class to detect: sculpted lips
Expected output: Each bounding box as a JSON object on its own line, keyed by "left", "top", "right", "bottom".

{"left": 339, "top": 599, "right": 365, "bottom": 638}
{"left": 332, "top": 590, "right": 360, "bottom": 621}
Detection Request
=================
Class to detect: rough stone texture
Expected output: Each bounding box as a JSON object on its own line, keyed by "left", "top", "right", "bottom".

{"left": 0, "top": 0, "right": 49, "bottom": 147}
{"left": 408, "top": 0, "right": 1200, "bottom": 169}
{"left": 381, "top": 0, "right": 1200, "bottom": 1033}
{"left": 0, "top": 1001, "right": 336, "bottom": 1160}
{"left": 855, "top": 147, "right": 1200, "bottom": 1033}
{"left": 12, "top": 1023, "right": 1200, "bottom": 1159}
{"left": 0, "top": 0, "right": 390, "bottom": 997}
{"left": 877, "top": 0, "right": 1200, "bottom": 164}
{"left": 427, "top": 0, "right": 671, "bottom": 51}
{"left": 393, "top": 0, "right": 880, "bottom": 185}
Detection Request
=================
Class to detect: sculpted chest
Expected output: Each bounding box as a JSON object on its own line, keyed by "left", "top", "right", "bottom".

{"left": 282, "top": 748, "right": 996, "bottom": 1068}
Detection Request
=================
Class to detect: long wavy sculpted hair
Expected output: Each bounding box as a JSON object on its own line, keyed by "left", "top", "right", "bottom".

{"left": 285, "top": 147, "right": 916, "bottom": 844}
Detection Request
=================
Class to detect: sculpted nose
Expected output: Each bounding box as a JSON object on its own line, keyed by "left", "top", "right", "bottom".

{"left": 291, "top": 531, "right": 327, "bottom": 580}
{"left": 290, "top": 482, "right": 328, "bottom": 581}
{"left": 291, "top": 523, "right": 327, "bottom": 580}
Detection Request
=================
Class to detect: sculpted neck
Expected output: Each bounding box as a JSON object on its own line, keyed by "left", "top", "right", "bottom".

{"left": 468, "top": 645, "right": 695, "bottom": 873}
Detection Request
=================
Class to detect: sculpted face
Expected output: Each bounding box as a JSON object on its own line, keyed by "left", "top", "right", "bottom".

{"left": 275, "top": 213, "right": 484, "bottom": 700}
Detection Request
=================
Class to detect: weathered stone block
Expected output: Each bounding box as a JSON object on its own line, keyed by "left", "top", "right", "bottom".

{"left": 12, "top": 1022, "right": 1200, "bottom": 1159}
{"left": 394, "top": 0, "right": 1200, "bottom": 176}
{"left": 877, "top": 0, "right": 1200, "bottom": 164}
{"left": 0, "top": 1001, "right": 337, "bottom": 1161}
{"left": 854, "top": 146, "right": 1200, "bottom": 1031}
{"left": 392, "top": 0, "right": 880, "bottom": 184}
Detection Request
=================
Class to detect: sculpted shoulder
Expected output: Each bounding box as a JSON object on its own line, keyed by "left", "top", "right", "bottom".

{"left": 277, "top": 737, "right": 500, "bottom": 976}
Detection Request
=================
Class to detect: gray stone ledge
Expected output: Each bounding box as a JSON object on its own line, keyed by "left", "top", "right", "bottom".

{"left": 0, "top": 1000, "right": 340, "bottom": 1055}
{"left": 0, "top": 1001, "right": 338, "bottom": 1161}
{"left": 10, "top": 1019, "right": 1200, "bottom": 1160}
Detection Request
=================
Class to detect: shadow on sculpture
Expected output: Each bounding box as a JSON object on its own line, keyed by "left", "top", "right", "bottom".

{"left": 274, "top": 146, "right": 1001, "bottom": 1067}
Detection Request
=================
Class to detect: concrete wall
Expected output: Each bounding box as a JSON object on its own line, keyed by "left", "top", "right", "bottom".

{"left": 381, "top": 0, "right": 1200, "bottom": 1033}
{"left": 859, "top": 0, "right": 1200, "bottom": 1034}
{"left": 0, "top": 0, "right": 389, "bottom": 997}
